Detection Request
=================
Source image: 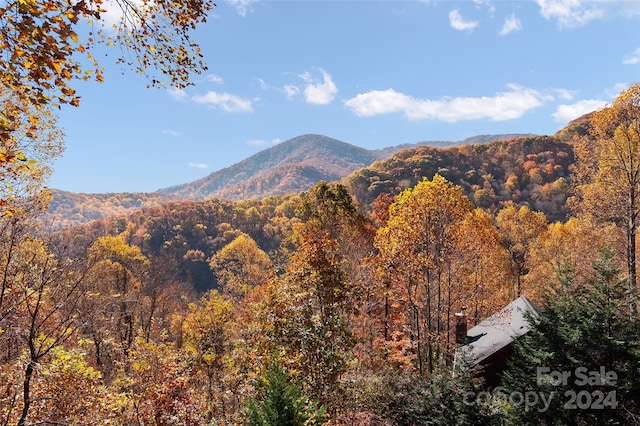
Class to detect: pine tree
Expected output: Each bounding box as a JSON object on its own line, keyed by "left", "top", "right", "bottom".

{"left": 500, "top": 247, "right": 640, "bottom": 425}
{"left": 243, "top": 360, "right": 327, "bottom": 426}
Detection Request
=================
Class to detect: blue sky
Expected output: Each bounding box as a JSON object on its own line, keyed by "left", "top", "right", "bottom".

{"left": 49, "top": 0, "right": 640, "bottom": 194}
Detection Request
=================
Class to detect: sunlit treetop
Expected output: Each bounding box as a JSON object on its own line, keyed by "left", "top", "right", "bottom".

{"left": 590, "top": 82, "right": 640, "bottom": 140}
{"left": 0, "top": 88, "right": 64, "bottom": 217}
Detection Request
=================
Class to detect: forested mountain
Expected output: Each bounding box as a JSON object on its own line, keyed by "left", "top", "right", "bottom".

{"left": 45, "top": 134, "right": 378, "bottom": 227}
{"left": 157, "top": 134, "right": 382, "bottom": 199}
{"left": 45, "top": 133, "right": 528, "bottom": 227}
{"left": 345, "top": 134, "right": 573, "bottom": 222}
{"left": 155, "top": 133, "right": 529, "bottom": 200}
{"left": 55, "top": 121, "right": 585, "bottom": 292}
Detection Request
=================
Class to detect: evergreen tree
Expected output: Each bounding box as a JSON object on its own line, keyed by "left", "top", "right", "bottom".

{"left": 374, "top": 362, "right": 492, "bottom": 426}
{"left": 500, "top": 247, "right": 640, "bottom": 425}
{"left": 243, "top": 360, "right": 326, "bottom": 426}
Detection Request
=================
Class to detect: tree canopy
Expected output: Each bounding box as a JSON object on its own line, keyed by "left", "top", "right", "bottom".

{"left": 574, "top": 83, "right": 640, "bottom": 315}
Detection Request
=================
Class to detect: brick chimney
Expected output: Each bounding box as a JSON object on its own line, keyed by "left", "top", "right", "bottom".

{"left": 455, "top": 306, "right": 468, "bottom": 345}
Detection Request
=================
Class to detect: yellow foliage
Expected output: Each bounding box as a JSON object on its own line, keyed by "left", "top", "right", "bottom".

{"left": 374, "top": 175, "right": 510, "bottom": 373}
{"left": 571, "top": 83, "right": 640, "bottom": 313}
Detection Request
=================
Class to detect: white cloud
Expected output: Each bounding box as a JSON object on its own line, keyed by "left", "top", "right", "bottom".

{"left": 97, "top": 0, "right": 127, "bottom": 28}
{"left": 449, "top": 9, "right": 479, "bottom": 31}
{"left": 536, "top": 0, "right": 604, "bottom": 28}
{"left": 302, "top": 69, "right": 338, "bottom": 105}
{"left": 167, "top": 87, "right": 187, "bottom": 101}
{"left": 473, "top": 0, "right": 496, "bottom": 17}
{"left": 162, "top": 129, "right": 181, "bottom": 137}
{"left": 257, "top": 78, "right": 270, "bottom": 91}
{"left": 189, "top": 162, "right": 209, "bottom": 169}
{"left": 552, "top": 99, "right": 607, "bottom": 123}
{"left": 98, "top": 0, "right": 155, "bottom": 30}
{"left": 499, "top": 14, "right": 522, "bottom": 35}
{"left": 619, "top": 1, "right": 640, "bottom": 18}
{"left": 192, "top": 91, "right": 253, "bottom": 112}
{"left": 623, "top": 47, "right": 640, "bottom": 65}
{"left": 345, "top": 85, "right": 552, "bottom": 122}
{"left": 206, "top": 74, "right": 224, "bottom": 84}
{"left": 225, "top": 0, "right": 255, "bottom": 17}
{"left": 282, "top": 69, "right": 338, "bottom": 104}
{"left": 284, "top": 84, "right": 300, "bottom": 99}
{"left": 99, "top": 0, "right": 254, "bottom": 28}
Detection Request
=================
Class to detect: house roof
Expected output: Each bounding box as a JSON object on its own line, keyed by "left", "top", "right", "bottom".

{"left": 462, "top": 295, "right": 541, "bottom": 366}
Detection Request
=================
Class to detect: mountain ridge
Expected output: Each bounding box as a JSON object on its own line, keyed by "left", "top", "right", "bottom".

{"left": 45, "top": 132, "right": 533, "bottom": 228}
{"left": 156, "top": 134, "right": 382, "bottom": 199}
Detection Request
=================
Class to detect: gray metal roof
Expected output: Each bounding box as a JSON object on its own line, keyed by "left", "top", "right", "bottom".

{"left": 462, "top": 295, "right": 541, "bottom": 366}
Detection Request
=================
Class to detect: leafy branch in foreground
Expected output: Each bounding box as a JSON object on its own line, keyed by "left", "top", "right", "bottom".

{"left": 0, "top": 0, "right": 214, "bottom": 112}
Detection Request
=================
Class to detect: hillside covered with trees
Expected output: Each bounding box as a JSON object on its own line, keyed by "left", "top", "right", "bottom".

{"left": 1, "top": 83, "right": 639, "bottom": 425}
{"left": 44, "top": 133, "right": 531, "bottom": 228}
{"left": 51, "top": 127, "right": 577, "bottom": 294}
{"left": 0, "top": 1, "right": 638, "bottom": 422}
{"left": 346, "top": 134, "right": 574, "bottom": 223}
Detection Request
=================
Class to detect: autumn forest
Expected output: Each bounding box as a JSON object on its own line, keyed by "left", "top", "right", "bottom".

{"left": 1, "top": 1, "right": 640, "bottom": 425}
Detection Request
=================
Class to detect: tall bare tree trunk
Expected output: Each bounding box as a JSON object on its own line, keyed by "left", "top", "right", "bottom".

{"left": 627, "top": 192, "right": 637, "bottom": 317}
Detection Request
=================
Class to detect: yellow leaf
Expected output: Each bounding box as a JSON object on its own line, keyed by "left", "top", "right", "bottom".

{"left": 70, "top": 32, "right": 79, "bottom": 43}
